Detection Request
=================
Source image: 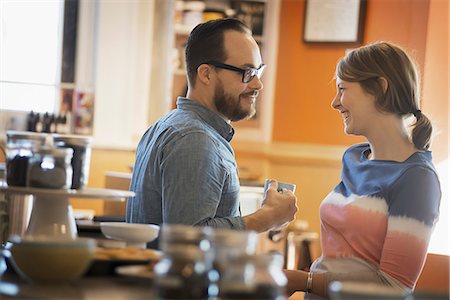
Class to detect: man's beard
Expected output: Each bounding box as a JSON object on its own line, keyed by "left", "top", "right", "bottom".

{"left": 213, "top": 81, "right": 257, "bottom": 122}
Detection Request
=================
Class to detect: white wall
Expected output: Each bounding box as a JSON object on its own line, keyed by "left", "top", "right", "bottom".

{"left": 92, "top": 0, "right": 155, "bottom": 149}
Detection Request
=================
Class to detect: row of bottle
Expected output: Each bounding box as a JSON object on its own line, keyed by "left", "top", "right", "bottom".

{"left": 154, "top": 225, "right": 287, "bottom": 300}
{"left": 27, "top": 111, "right": 72, "bottom": 134}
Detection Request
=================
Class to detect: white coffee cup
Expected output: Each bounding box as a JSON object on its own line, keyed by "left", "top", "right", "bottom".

{"left": 263, "top": 179, "right": 296, "bottom": 205}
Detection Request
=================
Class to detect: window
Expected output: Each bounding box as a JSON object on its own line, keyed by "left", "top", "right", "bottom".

{"left": 429, "top": 158, "right": 449, "bottom": 255}
{"left": 0, "top": 1, "right": 64, "bottom": 113}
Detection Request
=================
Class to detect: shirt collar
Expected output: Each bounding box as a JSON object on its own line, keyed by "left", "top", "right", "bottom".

{"left": 176, "top": 97, "right": 235, "bottom": 142}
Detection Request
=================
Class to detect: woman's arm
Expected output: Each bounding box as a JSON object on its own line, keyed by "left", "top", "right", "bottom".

{"left": 284, "top": 269, "right": 328, "bottom": 298}
{"left": 379, "top": 167, "right": 441, "bottom": 288}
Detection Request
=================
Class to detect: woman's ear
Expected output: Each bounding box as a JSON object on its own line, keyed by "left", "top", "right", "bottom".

{"left": 196, "top": 64, "right": 212, "bottom": 85}
{"left": 378, "top": 77, "right": 388, "bottom": 93}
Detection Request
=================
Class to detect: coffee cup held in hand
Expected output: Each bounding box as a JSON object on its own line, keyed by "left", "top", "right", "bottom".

{"left": 262, "top": 179, "right": 296, "bottom": 206}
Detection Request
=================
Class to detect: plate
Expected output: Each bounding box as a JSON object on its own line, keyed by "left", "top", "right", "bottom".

{"left": 86, "top": 247, "right": 162, "bottom": 276}
{"left": 116, "top": 265, "right": 154, "bottom": 280}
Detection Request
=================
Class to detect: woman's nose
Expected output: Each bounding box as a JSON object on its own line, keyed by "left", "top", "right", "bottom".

{"left": 331, "top": 93, "right": 340, "bottom": 110}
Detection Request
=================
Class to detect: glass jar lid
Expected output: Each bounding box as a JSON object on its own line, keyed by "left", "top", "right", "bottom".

{"left": 6, "top": 130, "right": 48, "bottom": 144}
{"left": 211, "top": 229, "right": 258, "bottom": 250}
{"left": 34, "top": 146, "right": 73, "bottom": 158}
{"left": 160, "top": 224, "right": 213, "bottom": 243}
{"left": 163, "top": 244, "right": 205, "bottom": 261}
{"left": 52, "top": 134, "right": 93, "bottom": 146}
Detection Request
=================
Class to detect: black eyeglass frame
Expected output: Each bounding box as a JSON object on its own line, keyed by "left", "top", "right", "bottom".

{"left": 202, "top": 61, "right": 266, "bottom": 83}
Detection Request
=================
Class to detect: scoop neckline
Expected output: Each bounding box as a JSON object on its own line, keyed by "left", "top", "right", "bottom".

{"left": 361, "top": 147, "right": 424, "bottom": 164}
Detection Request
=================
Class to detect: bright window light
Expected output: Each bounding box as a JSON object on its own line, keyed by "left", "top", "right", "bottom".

{"left": 0, "top": 1, "right": 64, "bottom": 113}
{"left": 428, "top": 158, "right": 449, "bottom": 255}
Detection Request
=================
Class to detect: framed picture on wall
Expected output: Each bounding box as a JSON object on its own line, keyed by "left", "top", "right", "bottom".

{"left": 303, "top": 0, "right": 367, "bottom": 43}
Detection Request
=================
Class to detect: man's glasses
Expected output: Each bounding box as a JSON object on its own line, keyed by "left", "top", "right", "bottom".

{"left": 203, "top": 61, "right": 266, "bottom": 83}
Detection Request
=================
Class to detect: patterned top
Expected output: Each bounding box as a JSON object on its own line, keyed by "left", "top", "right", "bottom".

{"left": 313, "top": 143, "right": 441, "bottom": 292}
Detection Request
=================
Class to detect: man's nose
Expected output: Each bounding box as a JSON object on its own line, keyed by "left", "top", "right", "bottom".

{"left": 248, "top": 75, "right": 263, "bottom": 90}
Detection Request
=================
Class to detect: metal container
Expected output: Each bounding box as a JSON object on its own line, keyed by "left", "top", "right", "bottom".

{"left": 53, "top": 134, "right": 92, "bottom": 189}
{"left": 6, "top": 194, "right": 34, "bottom": 238}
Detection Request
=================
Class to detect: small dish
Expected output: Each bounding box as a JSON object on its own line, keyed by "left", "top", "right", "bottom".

{"left": 100, "top": 222, "right": 160, "bottom": 248}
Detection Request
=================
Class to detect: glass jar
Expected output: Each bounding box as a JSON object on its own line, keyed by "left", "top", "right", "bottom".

{"left": 52, "top": 134, "right": 92, "bottom": 189}
{"left": 154, "top": 245, "right": 213, "bottom": 300}
{"left": 159, "top": 224, "right": 213, "bottom": 253}
{"left": 5, "top": 131, "right": 47, "bottom": 186}
{"left": 219, "top": 253, "right": 287, "bottom": 300}
{"left": 27, "top": 146, "right": 73, "bottom": 189}
{"left": 210, "top": 229, "right": 258, "bottom": 275}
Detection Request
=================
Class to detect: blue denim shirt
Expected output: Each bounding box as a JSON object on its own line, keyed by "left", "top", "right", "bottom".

{"left": 127, "top": 97, "right": 246, "bottom": 230}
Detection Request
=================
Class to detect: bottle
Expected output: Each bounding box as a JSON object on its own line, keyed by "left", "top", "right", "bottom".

{"left": 42, "top": 112, "right": 52, "bottom": 133}
{"left": 27, "top": 111, "right": 38, "bottom": 132}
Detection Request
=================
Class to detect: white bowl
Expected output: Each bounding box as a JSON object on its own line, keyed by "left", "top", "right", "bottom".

{"left": 100, "top": 222, "right": 160, "bottom": 245}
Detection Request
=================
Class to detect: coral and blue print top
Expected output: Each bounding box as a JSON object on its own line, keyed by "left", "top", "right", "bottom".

{"left": 319, "top": 143, "right": 441, "bottom": 289}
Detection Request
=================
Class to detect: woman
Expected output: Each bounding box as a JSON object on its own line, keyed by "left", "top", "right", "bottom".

{"left": 285, "top": 42, "right": 441, "bottom": 299}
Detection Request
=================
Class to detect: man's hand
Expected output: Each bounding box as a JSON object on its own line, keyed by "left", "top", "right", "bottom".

{"left": 243, "top": 179, "right": 298, "bottom": 232}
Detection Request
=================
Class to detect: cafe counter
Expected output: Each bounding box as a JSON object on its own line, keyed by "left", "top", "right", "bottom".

{"left": 0, "top": 271, "right": 155, "bottom": 299}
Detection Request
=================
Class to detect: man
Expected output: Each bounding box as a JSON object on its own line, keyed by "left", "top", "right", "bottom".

{"left": 127, "top": 18, "right": 297, "bottom": 237}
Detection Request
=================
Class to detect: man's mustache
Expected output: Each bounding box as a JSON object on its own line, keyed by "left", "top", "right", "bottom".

{"left": 241, "top": 90, "right": 259, "bottom": 98}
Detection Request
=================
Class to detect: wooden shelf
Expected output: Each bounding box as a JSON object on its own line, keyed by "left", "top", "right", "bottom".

{"left": 0, "top": 181, "right": 134, "bottom": 201}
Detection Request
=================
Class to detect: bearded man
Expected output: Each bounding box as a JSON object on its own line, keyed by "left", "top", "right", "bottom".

{"left": 127, "top": 18, "right": 297, "bottom": 247}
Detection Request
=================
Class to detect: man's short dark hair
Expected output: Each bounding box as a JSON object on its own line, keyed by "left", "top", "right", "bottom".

{"left": 185, "top": 18, "right": 251, "bottom": 87}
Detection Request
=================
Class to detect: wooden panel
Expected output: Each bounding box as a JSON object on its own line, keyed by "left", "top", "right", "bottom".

{"left": 103, "top": 171, "right": 131, "bottom": 216}
{"left": 416, "top": 253, "right": 450, "bottom": 295}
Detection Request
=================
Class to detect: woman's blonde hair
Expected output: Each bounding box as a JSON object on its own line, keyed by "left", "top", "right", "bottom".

{"left": 336, "top": 41, "right": 432, "bottom": 150}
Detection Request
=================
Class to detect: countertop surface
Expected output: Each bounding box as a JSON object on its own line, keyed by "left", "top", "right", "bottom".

{"left": 0, "top": 272, "right": 155, "bottom": 300}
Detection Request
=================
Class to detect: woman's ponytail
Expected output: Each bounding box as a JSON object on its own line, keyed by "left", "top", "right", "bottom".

{"left": 411, "top": 110, "right": 432, "bottom": 150}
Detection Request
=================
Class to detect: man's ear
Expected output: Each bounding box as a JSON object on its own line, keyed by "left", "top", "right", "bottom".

{"left": 197, "top": 64, "right": 212, "bottom": 85}
{"left": 378, "top": 77, "right": 388, "bottom": 93}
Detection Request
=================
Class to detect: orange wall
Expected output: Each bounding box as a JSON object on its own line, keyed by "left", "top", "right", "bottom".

{"left": 273, "top": 0, "right": 430, "bottom": 146}
{"left": 422, "top": 0, "right": 449, "bottom": 163}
